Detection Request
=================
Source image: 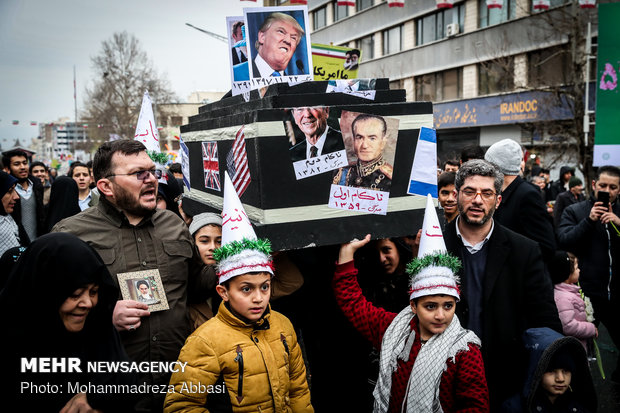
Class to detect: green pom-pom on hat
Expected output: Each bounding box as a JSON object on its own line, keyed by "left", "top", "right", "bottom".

{"left": 213, "top": 238, "right": 272, "bottom": 263}
{"left": 406, "top": 251, "right": 462, "bottom": 276}
{"left": 147, "top": 150, "right": 169, "bottom": 166}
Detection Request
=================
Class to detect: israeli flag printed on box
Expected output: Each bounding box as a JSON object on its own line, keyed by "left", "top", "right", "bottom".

{"left": 407, "top": 127, "right": 438, "bottom": 198}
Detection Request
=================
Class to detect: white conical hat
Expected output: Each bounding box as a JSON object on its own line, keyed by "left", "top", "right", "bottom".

{"left": 417, "top": 193, "right": 447, "bottom": 258}
{"left": 407, "top": 193, "right": 460, "bottom": 301}
{"left": 222, "top": 171, "right": 256, "bottom": 244}
{"left": 215, "top": 172, "right": 273, "bottom": 284}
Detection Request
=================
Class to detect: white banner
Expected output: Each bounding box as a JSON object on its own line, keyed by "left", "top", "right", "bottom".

{"left": 134, "top": 90, "right": 160, "bottom": 153}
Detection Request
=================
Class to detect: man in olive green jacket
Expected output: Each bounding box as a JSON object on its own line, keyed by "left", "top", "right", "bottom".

{"left": 53, "top": 140, "right": 216, "bottom": 412}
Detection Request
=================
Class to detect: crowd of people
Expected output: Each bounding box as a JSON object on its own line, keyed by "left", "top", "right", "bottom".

{"left": 1, "top": 138, "right": 618, "bottom": 412}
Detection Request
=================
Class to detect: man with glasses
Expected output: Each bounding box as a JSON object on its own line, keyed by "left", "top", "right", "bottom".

{"left": 443, "top": 159, "right": 561, "bottom": 410}
{"left": 53, "top": 140, "right": 216, "bottom": 412}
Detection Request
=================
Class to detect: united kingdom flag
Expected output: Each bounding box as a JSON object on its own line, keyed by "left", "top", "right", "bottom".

{"left": 202, "top": 141, "right": 221, "bottom": 191}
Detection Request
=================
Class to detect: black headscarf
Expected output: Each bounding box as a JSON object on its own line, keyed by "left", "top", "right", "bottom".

{"left": 44, "top": 176, "right": 81, "bottom": 231}
{"left": 0, "top": 170, "right": 18, "bottom": 216}
{"left": 0, "top": 233, "right": 137, "bottom": 411}
{"left": 0, "top": 170, "right": 30, "bottom": 251}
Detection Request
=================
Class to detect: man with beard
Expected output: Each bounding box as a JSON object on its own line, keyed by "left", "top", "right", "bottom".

{"left": 252, "top": 12, "right": 305, "bottom": 78}
{"left": 289, "top": 106, "right": 344, "bottom": 162}
{"left": 443, "top": 159, "right": 561, "bottom": 410}
{"left": 52, "top": 140, "right": 216, "bottom": 412}
{"left": 2, "top": 150, "right": 46, "bottom": 240}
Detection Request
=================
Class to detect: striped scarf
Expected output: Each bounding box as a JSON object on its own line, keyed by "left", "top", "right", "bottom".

{"left": 373, "top": 307, "right": 481, "bottom": 413}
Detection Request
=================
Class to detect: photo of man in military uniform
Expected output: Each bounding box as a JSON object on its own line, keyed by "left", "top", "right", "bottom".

{"left": 332, "top": 112, "right": 397, "bottom": 192}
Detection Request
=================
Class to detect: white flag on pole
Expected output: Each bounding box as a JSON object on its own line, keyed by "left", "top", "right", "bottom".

{"left": 134, "top": 90, "right": 160, "bottom": 153}
{"left": 407, "top": 127, "right": 438, "bottom": 198}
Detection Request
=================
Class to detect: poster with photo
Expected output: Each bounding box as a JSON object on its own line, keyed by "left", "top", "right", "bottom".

{"left": 117, "top": 269, "right": 169, "bottom": 312}
{"left": 329, "top": 111, "right": 399, "bottom": 215}
{"left": 312, "top": 43, "right": 361, "bottom": 80}
{"left": 331, "top": 111, "right": 399, "bottom": 192}
{"left": 231, "top": 6, "right": 313, "bottom": 96}
{"left": 227, "top": 16, "right": 250, "bottom": 83}
{"left": 285, "top": 106, "right": 347, "bottom": 180}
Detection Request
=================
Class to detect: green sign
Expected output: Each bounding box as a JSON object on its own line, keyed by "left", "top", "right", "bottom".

{"left": 594, "top": 3, "right": 620, "bottom": 166}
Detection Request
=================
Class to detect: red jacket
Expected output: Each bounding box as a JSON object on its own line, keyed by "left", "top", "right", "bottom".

{"left": 333, "top": 260, "right": 489, "bottom": 413}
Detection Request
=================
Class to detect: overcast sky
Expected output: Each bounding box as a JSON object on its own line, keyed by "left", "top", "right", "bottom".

{"left": 0, "top": 0, "right": 264, "bottom": 149}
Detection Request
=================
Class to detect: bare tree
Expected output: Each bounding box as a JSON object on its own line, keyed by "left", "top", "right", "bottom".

{"left": 84, "top": 32, "right": 177, "bottom": 143}
{"left": 478, "top": 2, "right": 598, "bottom": 185}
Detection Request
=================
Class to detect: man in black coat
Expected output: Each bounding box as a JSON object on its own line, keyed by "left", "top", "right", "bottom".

{"left": 553, "top": 176, "right": 585, "bottom": 227}
{"left": 446, "top": 159, "right": 561, "bottom": 409}
{"left": 289, "top": 106, "right": 345, "bottom": 162}
{"left": 2, "top": 149, "right": 46, "bottom": 240}
{"left": 484, "top": 139, "right": 556, "bottom": 262}
{"left": 548, "top": 165, "right": 574, "bottom": 202}
{"left": 557, "top": 165, "right": 620, "bottom": 381}
{"left": 230, "top": 21, "right": 247, "bottom": 66}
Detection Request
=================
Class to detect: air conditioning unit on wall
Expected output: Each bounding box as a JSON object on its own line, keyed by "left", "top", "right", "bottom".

{"left": 446, "top": 23, "right": 460, "bottom": 37}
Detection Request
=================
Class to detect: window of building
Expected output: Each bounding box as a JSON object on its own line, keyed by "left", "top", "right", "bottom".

{"left": 528, "top": 46, "right": 569, "bottom": 87}
{"left": 589, "top": 37, "right": 597, "bottom": 82}
{"left": 357, "top": 0, "right": 374, "bottom": 12}
{"left": 313, "top": 6, "right": 327, "bottom": 30}
{"left": 479, "top": 58, "right": 514, "bottom": 95}
{"left": 479, "top": 0, "right": 516, "bottom": 28}
{"left": 383, "top": 25, "right": 403, "bottom": 55}
{"left": 532, "top": 0, "right": 569, "bottom": 12}
{"left": 171, "top": 116, "right": 183, "bottom": 127}
{"left": 416, "top": 4, "right": 465, "bottom": 46}
{"left": 415, "top": 68, "right": 463, "bottom": 102}
{"left": 357, "top": 34, "right": 375, "bottom": 60}
{"left": 334, "top": 1, "right": 349, "bottom": 21}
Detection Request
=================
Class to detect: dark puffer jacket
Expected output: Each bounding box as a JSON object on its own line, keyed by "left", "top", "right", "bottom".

{"left": 502, "top": 328, "right": 596, "bottom": 413}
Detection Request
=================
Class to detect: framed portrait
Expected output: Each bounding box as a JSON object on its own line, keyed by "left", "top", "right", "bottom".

{"left": 331, "top": 111, "right": 400, "bottom": 192}
{"left": 285, "top": 105, "right": 347, "bottom": 180}
{"left": 244, "top": 6, "right": 313, "bottom": 80}
{"left": 117, "top": 269, "right": 169, "bottom": 312}
{"left": 227, "top": 16, "right": 250, "bottom": 83}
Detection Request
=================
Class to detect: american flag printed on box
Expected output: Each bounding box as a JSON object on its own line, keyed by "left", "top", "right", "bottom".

{"left": 226, "top": 126, "right": 251, "bottom": 198}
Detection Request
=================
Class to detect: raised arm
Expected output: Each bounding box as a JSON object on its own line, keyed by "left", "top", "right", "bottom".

{"left": 333, "top": 234, "right": 398, "bottom": 349}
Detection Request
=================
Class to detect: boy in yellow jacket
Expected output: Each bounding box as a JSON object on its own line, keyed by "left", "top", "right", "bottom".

{"left": 164, "top": 173, "right": 312, "bottom": 413}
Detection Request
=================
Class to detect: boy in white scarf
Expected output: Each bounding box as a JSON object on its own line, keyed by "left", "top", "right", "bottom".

{"left": 332, "top": 195, "right": 489, "bottom": 412}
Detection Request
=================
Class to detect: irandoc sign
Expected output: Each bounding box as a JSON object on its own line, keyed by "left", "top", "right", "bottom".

{"left": 594, "top": 3, "right": 620, "bottom": 166}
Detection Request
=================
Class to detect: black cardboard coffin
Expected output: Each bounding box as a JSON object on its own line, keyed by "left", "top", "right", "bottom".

{"left": 181, "top": 80, "right": 433, "bottom": 251}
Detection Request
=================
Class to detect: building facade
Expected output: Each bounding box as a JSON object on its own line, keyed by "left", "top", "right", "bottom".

{"left": 305, "top": 0, "right": 597, "bottom": 176}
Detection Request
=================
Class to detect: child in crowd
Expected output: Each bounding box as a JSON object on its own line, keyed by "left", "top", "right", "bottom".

{"left": 164, "top": 174, "right": 312, "bottom": 413}
{"left": 502, "top": 328, "right": 596, "bottom": 413}
{"left": 333, "top": 196, "right": 489, "bottom": 412}
{"left": 550, "top": 251, "right": 597, "bottom": 351}
{"left": 186, "top": 212, "right": 222, "bottom": 328}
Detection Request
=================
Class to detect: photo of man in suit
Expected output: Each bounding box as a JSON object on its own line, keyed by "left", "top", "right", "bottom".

{"left": 251, "top": 12, "right": 305, "bottom": 78}
{"left": 231, "top": 21, "right": 247, "bottom": 66}
{"left": 289, "top": 106, "right": 345, "bottom": 162}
